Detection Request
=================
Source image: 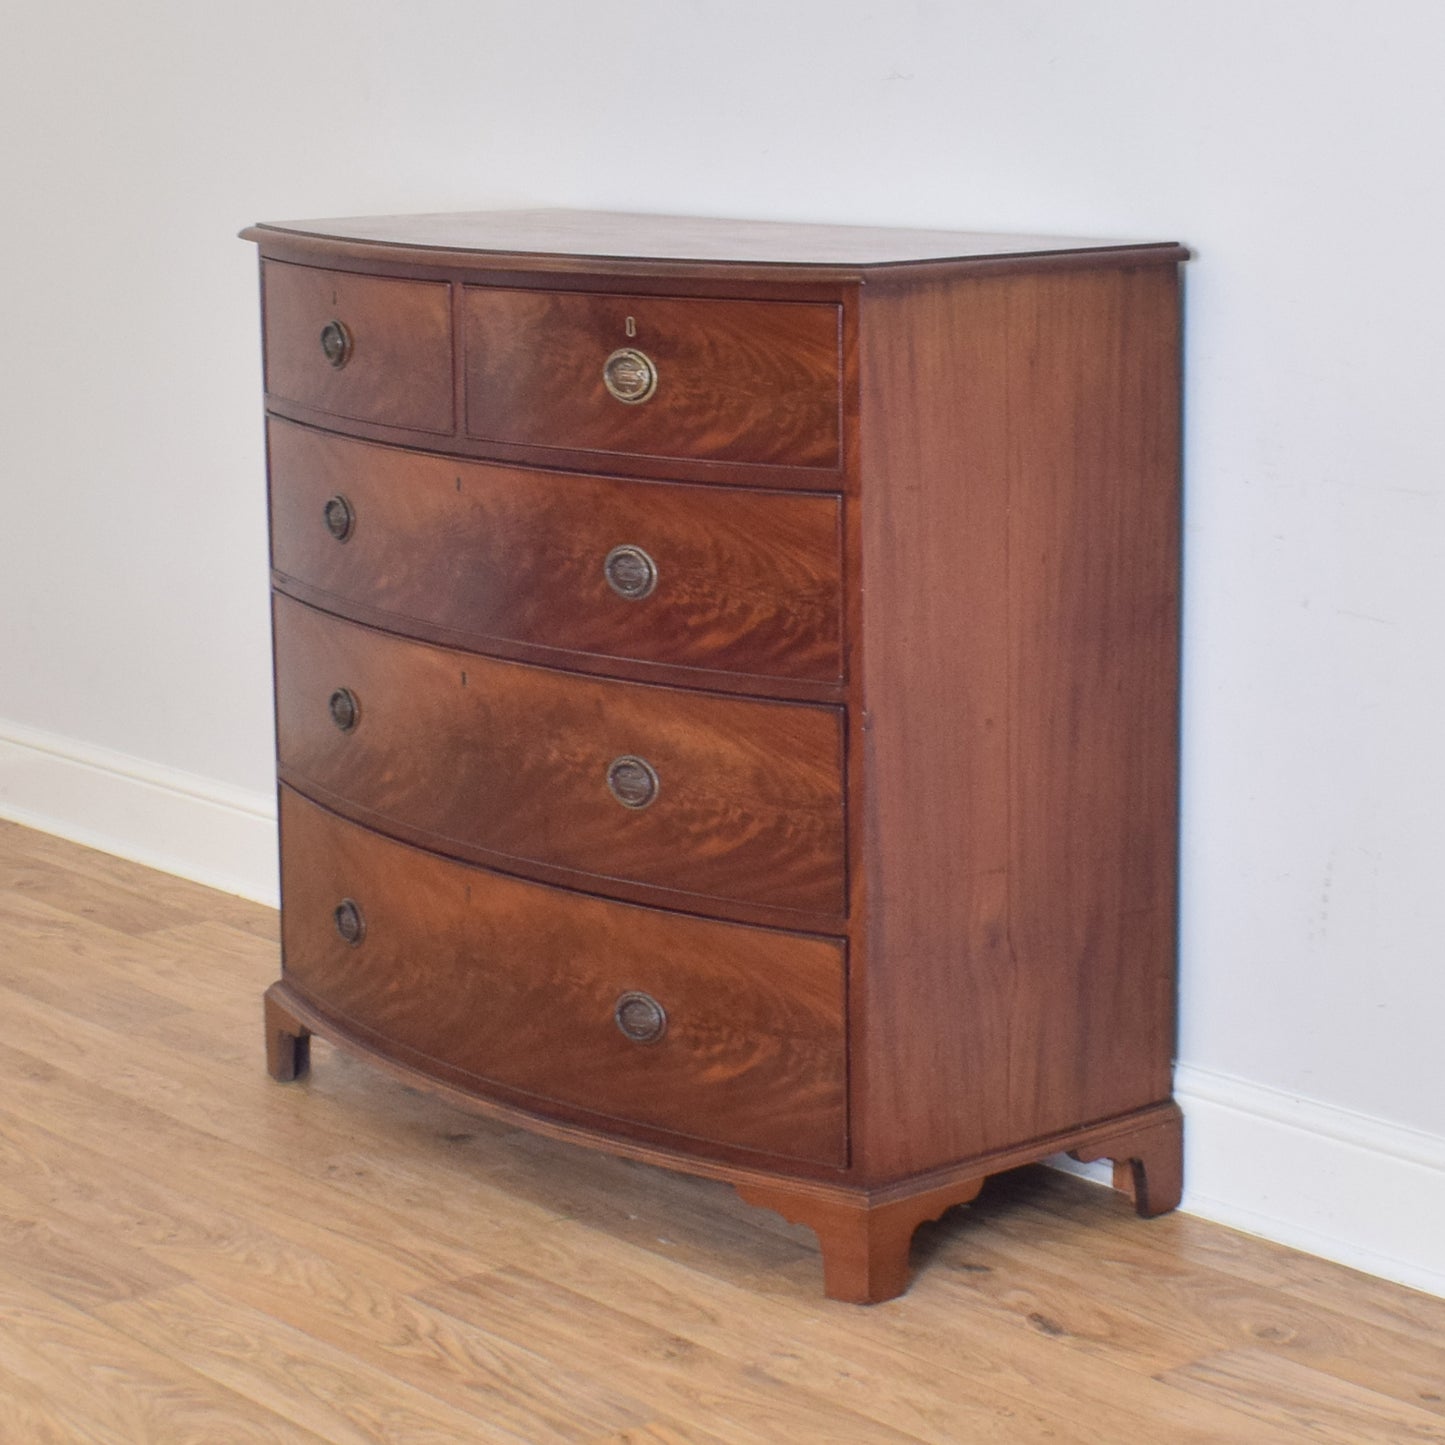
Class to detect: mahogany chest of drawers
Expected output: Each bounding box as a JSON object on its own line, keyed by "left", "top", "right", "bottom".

{"left": 245, "top": 209, "right": 1186, "bottom": 1302}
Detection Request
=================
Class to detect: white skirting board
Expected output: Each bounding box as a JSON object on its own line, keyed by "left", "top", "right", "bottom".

{"left": 0, "top": 719, "right": 279, "bottom": 907}
{"left": 3, "top": 717, "right": 1442, "bottom": 1298}
{"left": 1053, "top": 1063, "right": 1445, "bottom": 1299}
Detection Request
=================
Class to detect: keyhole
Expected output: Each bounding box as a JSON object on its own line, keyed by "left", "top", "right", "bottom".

{"left": 625, "top": 316, "right": 637, "bottom": 338}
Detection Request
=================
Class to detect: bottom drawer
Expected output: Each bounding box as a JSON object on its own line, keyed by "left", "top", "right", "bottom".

{"left": 279, "top": 788, "right": 848, "bottom": 1166}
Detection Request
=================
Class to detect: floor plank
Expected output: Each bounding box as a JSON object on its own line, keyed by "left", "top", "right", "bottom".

{"left": 2, "top": 819, "right": 1442, "bottom": 1442}
{"left": 96, "top": 1282, "right": 542, "bottom": 1445}
{"left": 0, "top": 817, "right": 278, "bottom": 940}
{"left": 912, "top": 1172, "right": 1445, "bottom": 1418}
{"left": 0, "top": 1175, "right": 189, "bottom": 1311}
{"left": 0, "top": 1266, "right": 321, "bottom": 1443}
{"left": 1157, "top": 1349, "right": 1445, "bottom": 1443}
{"left": 420, "top": 1267, "right": 931, "bottom": 1445}
{"left": 440, "top": 1215, "right": 1139, "bottom": 1444}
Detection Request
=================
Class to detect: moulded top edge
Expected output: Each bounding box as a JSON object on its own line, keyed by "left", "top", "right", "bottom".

{"left": 240, "top": 208, "right": 1187, "bottom": 271}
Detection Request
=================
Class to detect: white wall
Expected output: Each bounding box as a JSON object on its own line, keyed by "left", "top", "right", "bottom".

{"left": 3, "top": 1, "right": 1442, "bottom": 1293}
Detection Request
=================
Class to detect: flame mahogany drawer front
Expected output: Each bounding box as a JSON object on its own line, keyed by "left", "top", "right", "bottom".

{"left": 279, "top": 789, "right": 848, "bottom": 1166}
{"left": 272, "top": 593, "right": 846, "bottom": 921}
{"left": 267, "top": 417, "right": 844, "bottom": 684}
{"left": 463, "top": 287, "right": 842, "bottom": 469}
{"left": 261, "top": 261, "right": 453, "bottom": 433}
{"left": 249, "top": 208, "right": 1186, "bottom": 1304}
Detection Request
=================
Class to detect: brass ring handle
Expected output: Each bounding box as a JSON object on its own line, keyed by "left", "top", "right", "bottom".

{"left": 320, "top": 319, "right": 352, "bottom": 369}
{"left": 328, "top": 687, "right": 360, "bottom": 732}
{"left": 333, "top": 898, "right": 365, "bottom": 946}
{"left": 323, "top": 494, "right": 354, "bottom": 541}
{"left": 603, "top": 544, "right": 657, "bottom": 600}
{"left": 606, "top": 755, "right": 659, "bottom": 810}
{"left": 614, "top": 991, "right": 667, "bottom": 1044}
{"left": 602, "top": 347, "right": 658, "bottom": 404}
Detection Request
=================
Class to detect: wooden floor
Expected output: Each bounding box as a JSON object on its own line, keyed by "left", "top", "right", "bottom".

{"left": 0, "top": 822, "right": 1442, "bottom": 1443}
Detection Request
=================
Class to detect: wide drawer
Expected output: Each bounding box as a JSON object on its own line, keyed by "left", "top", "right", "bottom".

{"left": 274, "top": 595, "right": 847, "bottom": 918}
{"left": 280, "top": 788, "right": 848, "bottom": 1165}
{"left": 464, "top": 287, "right": 841, "bottom": 469}
{"left": 268, "top": 419, "right": 843, "bottom": 684}
{"left": 262, "top": 262, "right": 454, "bottom": 433}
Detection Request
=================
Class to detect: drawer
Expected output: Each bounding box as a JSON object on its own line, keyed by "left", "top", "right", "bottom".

{"left": 274, "top": 595, "right": 846, "bottom": 918}
{"left": 464, "top": 287, "right": 841, "bottom": 469}
{"left": 261, "top": 262, "right": 453, "bottom": 433}
{"left": 268, "top": 419, "right": 844, "bottom": 683}
{"left": 280, "top": 788, "right": 848, "bottom": 1165}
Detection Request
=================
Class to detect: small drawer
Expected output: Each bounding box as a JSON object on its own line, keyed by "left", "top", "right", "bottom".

{"left": 261, "top": 262, "right": 453, "bottom": 433}
{"left": 464, "top": 287, "right": 841, "bottom": 469}
{"left": 280, "top": 788, "right": 847, "bottom": 1165}
{"left": 273, "top": 596, "right": 846, "bottom": 918}
{"left": 268, "top": 419, "right": 843, "bottom": 683}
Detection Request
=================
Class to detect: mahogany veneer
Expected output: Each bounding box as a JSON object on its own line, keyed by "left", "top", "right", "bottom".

{"left": 246, "top": 208, "right": 1187, "bottom": 1302}
{"left": 463, "top": 288, "right": 842, "bottom": 468}
{"left": 272, "top": 593, "right": 846, "bottom": 922}
{"left": 267, "top": 419, "right": 845, "bottom": 685}
{"left": 277, "top": 789, "right": 848, "bottom": 1166}
{"left": 261, "top": 262, "right": 453, "bottom": 433}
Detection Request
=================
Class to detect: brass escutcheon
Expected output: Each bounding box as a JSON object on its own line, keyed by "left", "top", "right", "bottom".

{"left": 328, "top": 687, "right": 360, "bottom": 733}
{"left": 602, "top": 347, "right": 658, "bottom": 404}
{"left": 320, "top": 319, "right": 352, "bottom": 369}
{"left": 603, "top": 544, "right": 658, "bottom": 600}
{"left": 606, "top": 755, "right": 659, "bottom": 809}
{"left": 333, "top": 898, "right": 365, "bottom": 946}
{"left": 614, "top": 990, "right": 667, "bottom": 1044}
{"left": 323, "top": 494, "right": 354, "bottom": 541}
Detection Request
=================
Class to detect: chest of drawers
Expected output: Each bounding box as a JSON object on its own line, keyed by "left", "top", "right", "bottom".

{"left": 245, "top": 210, "right": 1186, "bottom": 1302}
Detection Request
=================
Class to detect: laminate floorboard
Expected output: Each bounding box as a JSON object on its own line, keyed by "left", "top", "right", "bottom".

{"left": 0, "top": 818, "right": 1441, "bottom": 1442}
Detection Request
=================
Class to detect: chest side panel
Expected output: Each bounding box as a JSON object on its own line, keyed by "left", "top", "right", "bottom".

{"left": 852, "top": 264, "right": 1182, "bottom": 1178}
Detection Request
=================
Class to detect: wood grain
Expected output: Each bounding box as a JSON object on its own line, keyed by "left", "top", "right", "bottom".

{"left": 96, "top": 1282, "right": 524, "bottom": 1444}
{"left": 0, "top": 849, "right": 203, "bottom": 936}
{"left": 481, "top": 1230, "right": 1105, "bottom": 1444}
{"left": 953, "top": 1175, "right": 1445, "bottom": 1423}
{"left": 1, "top": 822, "right": 1439, "bottom": 1441}
{"left": 248, "top": 212, "right": 1191, "bottom": 1303}
{"left": 273, "top": 593, "right": 846, "bottom": 919}
{"left": 1157, "top": 1350, "right": 1445, "bottom": 1444}
{"left": 0, "top": 817, "right": 278, "bottom": 940}
{"left": 0, "top": 1175, "right": 188, "bottom": 1310}
{"left": 852, "top": 262, "right": 1182, "bottom": 1177}
{"left": 464, "top": 286, "right": 841, "bottom": 468}
{"left": 0, "top": 1266, "right": 319, "bottom": 1443}
{"left": 419, "top": 1267, "right": 925, "bottom": 1445}
{"left": 244, "top": 206, "right": 1185, "bottom": 269}
{"left": 278, "top": 788, "right": 848, "bottom": 1166}
{"left": 267, "top": 417, "right": 845, "bottom": 686}
{"left": 262, "top": 260, "right": 453, "bottom": 434}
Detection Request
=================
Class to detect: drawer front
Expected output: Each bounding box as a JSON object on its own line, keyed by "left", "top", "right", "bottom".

{"left": 464, "top": 288, "right": 841, "bottom": 468}
{"left": 274, "top": 596, "right": 846, "bottom": 917}
{"left": 262, "top": 262, "right": 453, "bottom": 433}
{"left": 280, "top": 789, "right": 848, "bottom": 1165}
{"left": 268, "top": 419, "right": 844, "bottom": 683}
